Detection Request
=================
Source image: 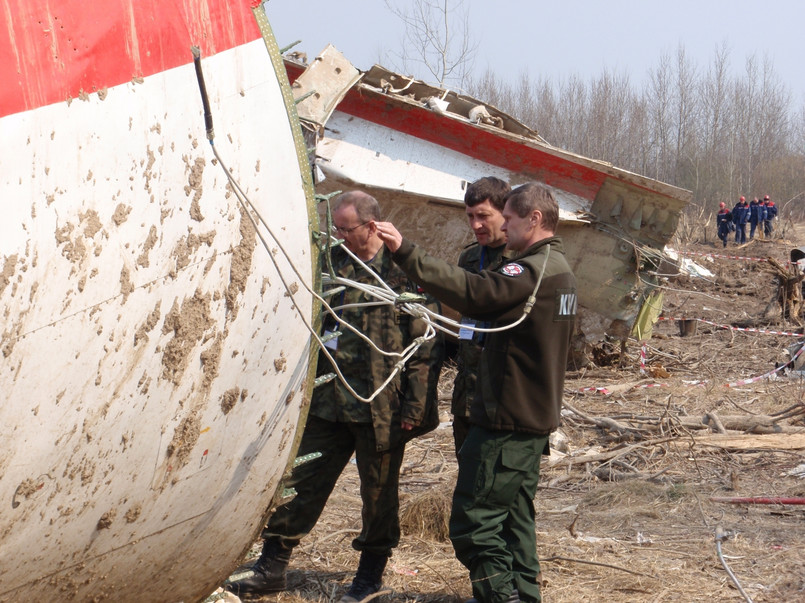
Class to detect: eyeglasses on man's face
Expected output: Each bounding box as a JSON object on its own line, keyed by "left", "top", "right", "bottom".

{"left": 331, "top": 221, "right": 369, "bottom": 235}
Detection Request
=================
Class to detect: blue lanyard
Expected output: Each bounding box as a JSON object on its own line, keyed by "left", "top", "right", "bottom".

{"left": 336, "top": 288, "right": 346, "bottom": 318}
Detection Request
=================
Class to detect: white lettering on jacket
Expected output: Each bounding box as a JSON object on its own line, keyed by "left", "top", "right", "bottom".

{"left": 555, "top": 289, "right": 577, "bottom": 320}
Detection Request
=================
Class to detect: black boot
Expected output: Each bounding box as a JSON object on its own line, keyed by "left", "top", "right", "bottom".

{"left": 339, "top": 550, "right": 388, "bottom": 603}
{"left": 225, "top": 539, "right": 291, "bottom": 598}
{"left": 465, "top": 588, "right": 520, "bottom": 603}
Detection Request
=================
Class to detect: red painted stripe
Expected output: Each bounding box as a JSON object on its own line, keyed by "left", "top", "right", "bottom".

{"left": 285, "top": 62, "right": 605, "bottom": 200}
{"left": 0, "top": 0, "right": 260, "bottom": 118}
{"left": 341, "top": 90, "right": 606, "bottom": 199}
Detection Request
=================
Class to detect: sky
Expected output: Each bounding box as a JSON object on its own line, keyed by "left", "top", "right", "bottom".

{"left": 264, "top": 0, "right": 805, "bottom": 107}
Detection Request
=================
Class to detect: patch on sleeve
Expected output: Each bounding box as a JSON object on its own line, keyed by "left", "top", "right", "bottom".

{"left": 554, "top": 288, "right": 577, "bottom": 320}
{"left": 500, "top": 263, "right": 525, "bottom": 277}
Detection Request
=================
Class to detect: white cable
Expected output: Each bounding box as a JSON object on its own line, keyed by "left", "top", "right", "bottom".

{"left": 209, "top": 144, "right": 441, "bottom": 402}
{"left": 208, "top": 143, "right": 548, "bottom": 403}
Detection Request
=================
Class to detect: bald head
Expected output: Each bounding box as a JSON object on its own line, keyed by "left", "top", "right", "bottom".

{"left": 332, "top": 191, "right": 381, "bottom": 223}
{"left": 331, "top": 191, "right": 384, "bottom": 261}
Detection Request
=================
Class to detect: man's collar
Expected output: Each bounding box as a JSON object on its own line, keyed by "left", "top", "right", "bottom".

{"left": 508, "top": 235, "right": 561, "bottom": 260}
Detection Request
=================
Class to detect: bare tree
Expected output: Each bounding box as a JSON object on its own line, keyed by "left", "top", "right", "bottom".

{"left": 755, "top": 57, "right": 791, "bottom": 169}
{"left": 733, "top": 54, "right": 762, "bottom": 193}
{"left": 558, "top": 75, "right": 589, "bottom": 152}
{"left": 588, "top": 69, "right": 632, "bottom": 163}
{"left": 673, "top": 45, "right": 700, "bottom": 191}
{"left": 466, "top": 67, "right": 510, "bottom": 110}
{"left": 701, "top": 43, "right": 730, "bottom": 160}
{"left": 623, "top": 92, "right": 651, "bottom": 175}
{"left": 384, "top": 0, "right": 478, "bottom": 88}
{"left": 646, "top": 53, "right": 674, "bottom": 182}
{"left": 698, "top": 42, "right": 733, "bottom": 205}
{"left": 517, "top": 73, "right": 551, "bottom": 138}
{"left": 795, "top": 101, "right": 805, "bottom": 153}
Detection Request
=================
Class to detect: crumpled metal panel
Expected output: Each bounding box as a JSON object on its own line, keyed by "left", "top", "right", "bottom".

{"left": 292, "top": 44, "right": 362, "bottom": 126}
{"left": 287, "top": 47, "right": 692, "bottom": 341}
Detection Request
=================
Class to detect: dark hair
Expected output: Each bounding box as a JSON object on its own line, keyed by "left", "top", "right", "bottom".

{"left": 332, "top": 190, "right": 381, "bottom": 222}
{"left": 505, "top": 182, "right": 559, "bottom": 232}
{"left": 464, "top": 176, "right": 511, "bottom": 211}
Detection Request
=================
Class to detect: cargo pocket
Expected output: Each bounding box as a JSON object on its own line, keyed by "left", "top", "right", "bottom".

{"left": 480, "top": 446, "right": 537, "bottom": 508}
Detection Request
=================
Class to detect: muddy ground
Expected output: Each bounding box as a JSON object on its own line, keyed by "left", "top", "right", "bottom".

{"left": 217, "top": 231, "right": 805, "bottom": 603}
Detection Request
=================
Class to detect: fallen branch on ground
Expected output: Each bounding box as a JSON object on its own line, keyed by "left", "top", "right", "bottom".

{"left": 542, "top": 555, "right": 658, "bottom": 579}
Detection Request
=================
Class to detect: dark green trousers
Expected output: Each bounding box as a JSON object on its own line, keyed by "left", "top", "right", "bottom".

{"left": 452, "top": 414, "right": 472, "bottom": 459}
{"left": 262, "top": 415, "right": 405, "bottom": 556}
{"left": 450, "top": 425, "right": 547, "bottom": 603}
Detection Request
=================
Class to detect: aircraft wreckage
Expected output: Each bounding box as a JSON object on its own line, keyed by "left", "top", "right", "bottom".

{"left": 284, "top": 45, "right": 692, "bottom": 343}
{"left": 0, "top": 8, "right": 689, "bottom": 599}
{"left": 0, "top": 2, "right": 318, "bottom": 601}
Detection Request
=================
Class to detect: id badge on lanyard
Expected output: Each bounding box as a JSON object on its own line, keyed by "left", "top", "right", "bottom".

{"left": 458, "top": 251, "right": 486, "bottom": 341}
{"left": 323, "top": 329, "right": 339, "bottom": 350}
{"left": 323, "top": 287, "right": 347, "bottom": 351}
{"left": 458, "top": 317, "right": 476, "bottom": 341}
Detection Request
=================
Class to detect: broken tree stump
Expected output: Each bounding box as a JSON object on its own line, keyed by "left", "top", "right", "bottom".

{"left": 767, "top": 256, "right": 804, "bottom": 323}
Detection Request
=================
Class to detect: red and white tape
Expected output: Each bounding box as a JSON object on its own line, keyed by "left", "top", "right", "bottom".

{"left": 576, "top": 383, "right": 669, "bottom": 396}
{"left": 639, "top": 341, "right": 647, "bottom": 375}
{"left": 578, "top": 386, "right": 610, "bottom": 395}
{"left": 670, "top": 248, "right": 802, "bottom": 266}
{"left": 575, "top": 329, "right": 804, "bottom": 395}
{"left": 659, "top": 316, "right": 804, "bottom": 338}
{"left": 724, "top": 344, "right": 805, "bottom": 388}
{"left": 673, "top": 248, "right": 771, "bottom": 262}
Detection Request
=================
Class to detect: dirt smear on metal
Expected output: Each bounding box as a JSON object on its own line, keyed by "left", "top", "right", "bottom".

{"left": 225, "top": 206, "right": 256, "bottom": 318}
{"left": 160, "top": 290, "right": 214, "bottom": 385}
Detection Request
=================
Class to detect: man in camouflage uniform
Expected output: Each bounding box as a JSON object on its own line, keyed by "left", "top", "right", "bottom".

{"left": 376, "top": 182, "right": 577, "bottom": 603}
{"left": 227, "top": 191, "right": 443, "bottom": 602}
{"left": 452, "top": 176, "right": 511, "bottom": 455}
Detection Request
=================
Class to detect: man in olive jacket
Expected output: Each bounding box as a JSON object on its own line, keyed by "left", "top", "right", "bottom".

{"left": 376, "top": 182, "right": 577, "bottom": 603}
{"left": 227, "top": 191, "right": 443, "bottom": 602}
{"left": 452, "top": 176, "right": 511, "bottom": 455}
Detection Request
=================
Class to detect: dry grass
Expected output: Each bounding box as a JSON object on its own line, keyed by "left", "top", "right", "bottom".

{"left": 400, "top": 488, "right": 451, "bottom": 543}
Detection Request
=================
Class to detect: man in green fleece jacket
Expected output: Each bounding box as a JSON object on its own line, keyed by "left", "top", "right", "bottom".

{"left": 375, "top": 182, "right": 577, "bottom": 603}
{"left": 452, "top": 176, "right": 511, "bottom": 456}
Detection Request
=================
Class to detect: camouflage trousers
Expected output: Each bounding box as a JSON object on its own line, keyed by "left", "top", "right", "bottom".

{"left": 262, "top": 415, "right": 405, "bottom": 556}
{"left": 450, "top": 426, "right": 548, "bottom": 603}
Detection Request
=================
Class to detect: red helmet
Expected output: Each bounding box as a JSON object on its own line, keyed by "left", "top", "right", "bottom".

{"left": 739, "top": 196, "right": 745, "bottom": 202}
{"left": 764, "top": 195, "right": 769, "bottom": 200}
{"left": 719, "top": 202, "right": 726, "bottom": 208}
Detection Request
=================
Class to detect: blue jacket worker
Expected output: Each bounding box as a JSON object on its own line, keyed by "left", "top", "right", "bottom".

{"left": 763, "top": 195, "right": 777, "bottom": 237}
{"left": 748, "top": 197, "right": 764, "bottom": 240}
{"left": 732, "top": 196, "right": 748, "bottom": 244}
{"left": 716, "top": 202, "right": 733, "bottom": 248}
